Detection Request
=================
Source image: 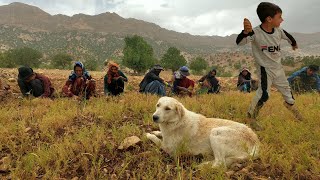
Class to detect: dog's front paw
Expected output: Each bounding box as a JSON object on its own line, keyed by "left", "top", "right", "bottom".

{"left": 151, "top": 131, "right": 162, "bottom": 137}
{"left": 145, "top": 133, "right": 156, "bottom": 140}
{"left": 145, "top": 133, "right": 162, "bottom": 146}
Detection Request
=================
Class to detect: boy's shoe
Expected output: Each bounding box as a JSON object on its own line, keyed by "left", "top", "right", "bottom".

{"left": 283, "top": 102, "right": 303, "bottom": 121}
{"left": 247, "top": 112, "right": 264, "bottom": 131}
{"left": 249, "top": 120, "right": 264, "bottom": 131}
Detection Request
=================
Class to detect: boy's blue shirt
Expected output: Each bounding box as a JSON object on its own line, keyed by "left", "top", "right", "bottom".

{"left": 287, "top": 66, "right": 320, "bottom": 91}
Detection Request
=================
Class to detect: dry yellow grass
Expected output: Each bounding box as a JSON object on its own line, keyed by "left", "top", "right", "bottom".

{"left": 0, "top": 68, "right": 319, "bottom": 179}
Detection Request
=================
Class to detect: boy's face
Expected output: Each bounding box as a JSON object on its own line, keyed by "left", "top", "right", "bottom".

{"left": 268, "top": 12, "right": 283, "bottom": 27}
{"left": 307, "top": 68, "right": 315, "bottom": 76}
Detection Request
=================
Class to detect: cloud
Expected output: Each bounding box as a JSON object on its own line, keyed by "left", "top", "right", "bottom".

{"left": 0, "top": 0, "right": 319, "bottom": 36}
{"left": 105, "top": 0, "right": 260, "bottom": 36}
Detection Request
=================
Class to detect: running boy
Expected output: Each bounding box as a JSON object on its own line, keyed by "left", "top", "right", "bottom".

{"left": 236, "top": 2, "right": 302, "bottom": 130}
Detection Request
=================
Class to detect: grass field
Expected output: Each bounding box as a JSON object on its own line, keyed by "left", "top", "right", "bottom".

{"left": 0, "top": 68, "right": 319, "bottom": 179}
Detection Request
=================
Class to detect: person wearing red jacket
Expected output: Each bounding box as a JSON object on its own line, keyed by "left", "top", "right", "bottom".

{"left": 172, "top": 66, "right": 195, "bottom": 97}
{"left": 62, "top": 61, "right": 96, "bottom": 100}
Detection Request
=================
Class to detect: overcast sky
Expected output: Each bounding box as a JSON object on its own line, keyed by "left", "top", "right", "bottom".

{"left": 0, "top": 0, "right": 319, "bottom": 36}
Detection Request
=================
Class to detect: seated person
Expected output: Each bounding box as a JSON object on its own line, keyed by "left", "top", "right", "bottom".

{"left": 172, "top": 66, "right": 195, "bottom": 97}
{"left": 287, "top": 65, "right": 319, "bottom": 93}
{"left": 104, "top": 61, "right": 128, "bottom": 96}
{"left": 139, "top": 64, "right": 167, "bottom": 96}
{"left": 198, "top": 69, "right": 220, "bottom": 94}
{"left": 62, "top": 61, "right": 96, "bottom": 100}
{"left": 17, "top": 66, "right": 55, "bottom": 98}
{"left": 237, "top": 67, "right": 252, "bottom": 92}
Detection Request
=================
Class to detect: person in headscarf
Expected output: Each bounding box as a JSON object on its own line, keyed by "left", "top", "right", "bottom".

{"left": 139, "top": 64, "right": 167, "bottom": 96}
{"left": 237, "top": 67, "right": 252, "bottom": 92}
{"left": 62, "top": 61, "right": 96, "bottom": 100}
{"left": 172, "top": 66, "right": 195, "bottom": 97}
{"left": 104, "top": 61, "right": 128, "bottom": 96}
{"left": 17, "top": 66, "right": 55, "bottom": 98}
{"left": 198, "top": 69, "right": 220, "bottom": 94}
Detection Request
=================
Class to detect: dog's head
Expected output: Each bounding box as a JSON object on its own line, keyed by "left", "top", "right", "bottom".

{"left": 152, "top": 97, "right": 185, "bottom": 124}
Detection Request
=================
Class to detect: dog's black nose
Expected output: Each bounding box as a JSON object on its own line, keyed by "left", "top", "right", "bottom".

{"left": 153, "top": 115, "right": 159, "bottom": 122}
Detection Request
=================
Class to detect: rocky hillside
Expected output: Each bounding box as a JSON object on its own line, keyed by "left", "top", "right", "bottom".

{"left": 0, "top": 2, "right": 319, "bottom": 71}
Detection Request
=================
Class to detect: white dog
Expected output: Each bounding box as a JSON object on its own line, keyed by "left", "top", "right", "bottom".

{"left": 146, "top": 97, "right": 260, "bottom": 167}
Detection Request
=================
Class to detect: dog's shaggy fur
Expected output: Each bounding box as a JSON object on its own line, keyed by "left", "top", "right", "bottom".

{"left": 146, "top": 97, "right": 260, "bottom": 167}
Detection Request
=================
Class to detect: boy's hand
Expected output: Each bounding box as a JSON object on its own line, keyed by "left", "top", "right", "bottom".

{"left": 292, "top": 44, "right": 298, "bottom": 50}
{"left": 243, "top": 18, "right": 252, "bottom": 34}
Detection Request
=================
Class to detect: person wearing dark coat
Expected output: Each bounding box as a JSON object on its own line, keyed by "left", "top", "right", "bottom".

{"left": 198, "top": 69, "right": 220, "bottom": 94}
{"left": 139, "top": 64, "right": 166, "bottom": 96}
{"left": 17, "top": 66, "right": 55, "bottom": 98}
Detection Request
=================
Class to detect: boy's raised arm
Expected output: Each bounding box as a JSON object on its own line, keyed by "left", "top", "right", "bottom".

{"left": 236, "top": 18, "right": 255, "bottom": 45}
{"left": 243, "top": 18, "right": 253, "bottom": 34}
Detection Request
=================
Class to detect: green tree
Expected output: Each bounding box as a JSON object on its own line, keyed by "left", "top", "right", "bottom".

{"left": 281, "top": 56, "right": 295, "bottom": 67}
{"left": 85, "top": 59, "right": 99, "bottom": 71}
{"left": 0, "top": 52, "right": 15, "bottom": 68}
{"left": 2, "top": 47, "right": 43, "bottom": 68}
{"left": 160, "top": 47, "right": 187, "bottom": 72}
{"left": 51, "top": 53, "right": 73, "bottom": 69}
{"left": 123, "top": 35, "right": 155, "bottom": 74}
{"left": 190, "top": 57, "right": 208, "bottom": 74}
{"left": 302, "top": 56, "right": 320, "bottom": 67}
{"left": 18, "top": 47, "right": 42, "bottom": 67}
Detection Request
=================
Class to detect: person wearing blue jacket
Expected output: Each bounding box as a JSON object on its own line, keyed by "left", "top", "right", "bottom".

{"left": 287, "top": 65, "right": 319, "bottom": 93}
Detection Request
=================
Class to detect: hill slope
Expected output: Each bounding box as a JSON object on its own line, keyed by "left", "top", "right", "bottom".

{"left": 0, "top": 2, "right": 319, "bottom": 72}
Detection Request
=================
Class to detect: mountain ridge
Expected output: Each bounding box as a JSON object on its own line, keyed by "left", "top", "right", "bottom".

{"left": 0, "top": 2, "right": 319, "bottom": 69}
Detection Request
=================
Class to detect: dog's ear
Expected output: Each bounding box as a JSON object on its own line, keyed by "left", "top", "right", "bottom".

{"left": 175, "top": 102, "right": 185, "bottom": 119}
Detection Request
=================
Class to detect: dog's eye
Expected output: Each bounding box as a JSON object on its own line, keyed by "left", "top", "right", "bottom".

{"left": 157, "top": 104, "right": 160, "bottom": 107}
{"left": 165, "top": 107, "right": 171, "bottom": 110}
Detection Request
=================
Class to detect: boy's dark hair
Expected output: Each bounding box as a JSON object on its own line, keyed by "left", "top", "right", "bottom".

{"left": 308, "top": 65, "right": 319, "bottom": 72}
{"left": 257, "top": 2, "right": 282, "bottom": 23}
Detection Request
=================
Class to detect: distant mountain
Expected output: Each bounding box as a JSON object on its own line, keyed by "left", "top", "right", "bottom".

{"left": 0, "top": 2, "right": 319, "bottom": 68}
